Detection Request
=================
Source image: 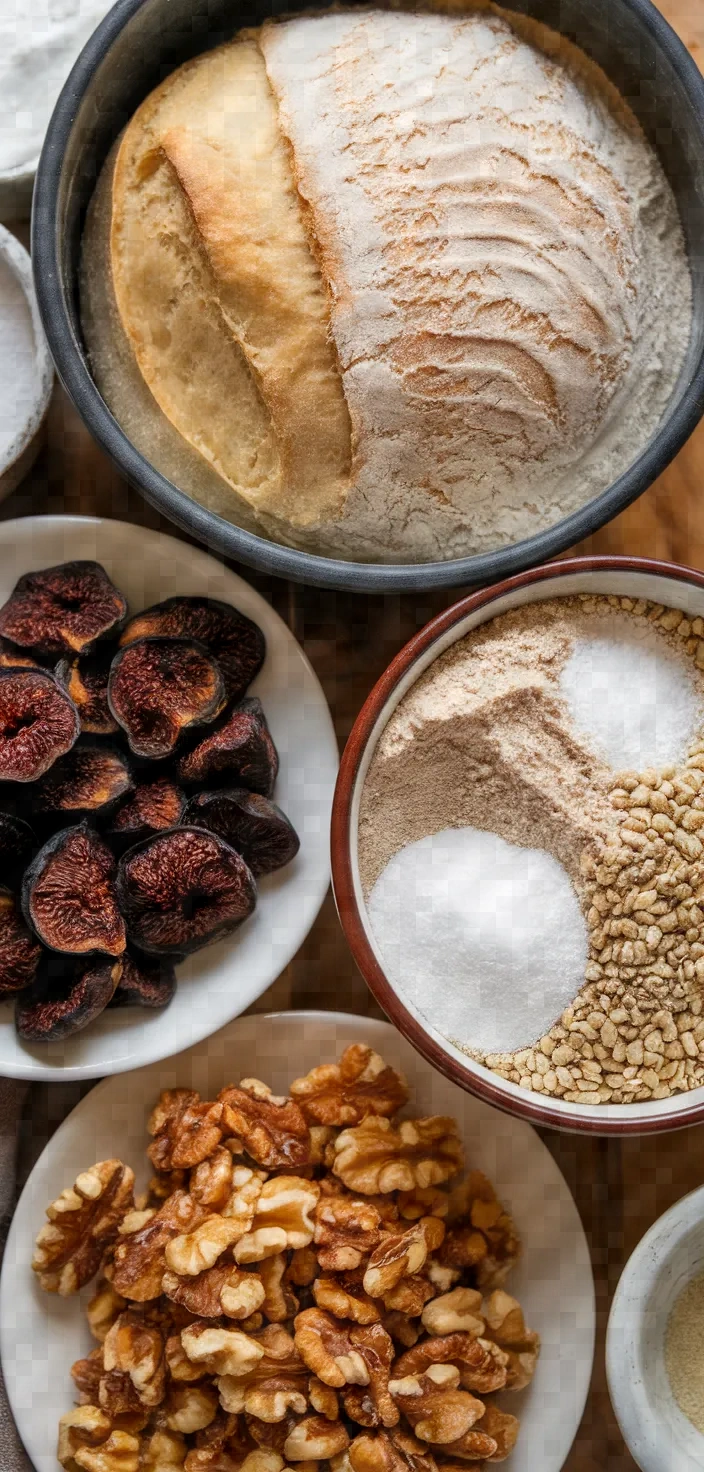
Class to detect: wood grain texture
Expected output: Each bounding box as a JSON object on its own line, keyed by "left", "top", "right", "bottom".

{"left": 5, "top": 4, "right": 704, "bottom": 1465}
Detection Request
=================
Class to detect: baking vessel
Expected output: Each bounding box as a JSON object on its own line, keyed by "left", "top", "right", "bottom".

{"left": 607, "top": 1184, "right": 704, "bottom": 1471}
{"left": 331, "top": 556, "right": 704, "bottom": 1136}
{"left": 31, "top": 0, "right": 704, "bottom": 593}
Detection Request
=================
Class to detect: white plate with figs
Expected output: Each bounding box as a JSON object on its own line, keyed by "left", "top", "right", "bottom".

{"left": 0, "top": 1012, "right": 595, "bottom": 1472}
{"left": 0, "top": 516, "right": 337, "bottom": 1080}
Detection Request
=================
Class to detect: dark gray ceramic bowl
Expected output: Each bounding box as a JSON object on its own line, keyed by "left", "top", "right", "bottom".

{"left": 32, "top": 0, "right": 704, "bottom": 593}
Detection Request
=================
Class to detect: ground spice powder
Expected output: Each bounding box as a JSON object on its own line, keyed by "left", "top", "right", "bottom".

{"left": 666, "top": 1270, "right": 704, "bottom": 1432}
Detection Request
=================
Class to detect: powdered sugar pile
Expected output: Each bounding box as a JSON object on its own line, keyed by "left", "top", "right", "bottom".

{"left": 560, "top": 613, "right": 702, "bottom": 771}
{"left": 367, "top": 826, "right": 588, "bottom": 1053}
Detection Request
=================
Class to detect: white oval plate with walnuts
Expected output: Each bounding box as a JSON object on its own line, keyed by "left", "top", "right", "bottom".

{"left": 1, "top": 1011, "right": 594, "bottom": 1472}
{"left": 0, "top": 516, "right": 337, "bottom": 1081}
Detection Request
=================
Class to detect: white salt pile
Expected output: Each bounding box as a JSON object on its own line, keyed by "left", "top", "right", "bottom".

{"left": 367, "top": 826, "right": 588, "bottom": 1054}
{"left": 560, "top": 613, "right": 701, "bottom": 771}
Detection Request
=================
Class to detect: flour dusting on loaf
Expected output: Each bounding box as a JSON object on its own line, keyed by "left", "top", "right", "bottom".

{"left": 81, "top": 4, "right": 692, "bottom": 563}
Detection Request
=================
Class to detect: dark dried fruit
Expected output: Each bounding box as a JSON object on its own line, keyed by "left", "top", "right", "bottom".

{"left": 31, "top": 745, "right": 133, "bottom": 819}
{"left": 109, "top": 952, "right": 176, "bottom": 1009}
{"left": 16, "top": 952, "right": 122, "bottom": 1041}
{"left": 108, "top": 638, "right": 226, "bottom": 760}
{"left": 55, "top": 650, "right": 119, "bottom": 735}
{"left": 0, "top": 887, "right": 42, "bottom": 994}
{"left": 0, "top": 638, "right": 40, "bottom": 671}
{"left": 105, "top": 777, "right": 186, "bottom": 850}
{"left": 0, "top": 561, "right": 127, "bottom": 657}
{"left": 119, "top": 597, "right": 265, "bottom": 703}
{"left": 0, "top": 811, "right": 36, "bottom": 885}
{"left": 0, "top": 669, "right": 80, "bottom": 782}
{"left": 177, "top": 698, "right": 279, "bottom": 796}
{"left": 116, "top": 827, "right": 256, "bottom": 956}
{"left": 22, "top": 824, "right": 126, "bottom": 957}
{"left": 183, "top": 789, "right": 299, "bottom": 876}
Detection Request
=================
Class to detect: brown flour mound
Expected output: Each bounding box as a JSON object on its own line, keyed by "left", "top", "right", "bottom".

{"left": 359, "top": 600, "right": 620, "bottom": 898}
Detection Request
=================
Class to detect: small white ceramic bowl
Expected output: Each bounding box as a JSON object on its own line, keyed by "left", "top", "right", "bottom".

{"left": 607, "top": 1185, "right": 704, "bottom": 1471}
{"left": 0, "top": 226, "right": 53, "bottom": 497}
{"left": 332, "top": 555, "right": 704, "bottom": 1137}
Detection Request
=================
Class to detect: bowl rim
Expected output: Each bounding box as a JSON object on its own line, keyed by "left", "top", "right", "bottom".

{"left": 605, "top": 1181, "right": 704, "bottom": 1472}
{"left": 0, "top": 224, "right": 53, "bottom": 480}
{"left": 30, "top": 0, "right": 704, "bottom": 593}
{"left": 331, "top": 553, "right": 704, "bottom": 1137}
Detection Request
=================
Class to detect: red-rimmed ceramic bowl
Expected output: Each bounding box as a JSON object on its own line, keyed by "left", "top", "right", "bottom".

{"left": 332, "top": 555, "right": 704, "bottom": 1137}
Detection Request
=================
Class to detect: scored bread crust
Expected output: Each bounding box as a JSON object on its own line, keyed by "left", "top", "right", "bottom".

{"left": 106, "top": 38, "right": 351, "bottom": 535}
{"left": 260, "top": 9, "right": 641, "bottom": 536}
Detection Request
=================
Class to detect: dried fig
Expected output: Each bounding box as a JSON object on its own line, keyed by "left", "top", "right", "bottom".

{"left": 31, "top": 746, "right": 133, "bottom": 820}
{"left": 183, "top": 790, "right": 299, "bottom": 876}
{"left": 22, "top": 824, "right": 126, "bottom": 957}
{"left": 0, "top": 887, "right": 42, "bottom": 994}
{"left": 109, "top": 952, "right": 176, "bottom": 1010}
{"left": 105, "top": 778, "right": 186, "bottom": 850}
{"left": 119, "top": 597, "right": 265, "bottom": 703}
{"left": 177, "top": 699, "right": 278, "bottom": 796}
{"left": 16, "top": 952, "right": 122, "bottom": 1041}
{"left": 55, "top": 651, "right": 119, "bottom": 736}
{"left": 0, "top": 561, "right": 127, "bottom": 656}
{"left": 108, "top": 639, "right": 226, "bottom": 760}
{"left": 116, "top": 827, "right": 256, "bottom": 955}
{"left": 0, "top": 669, "right": 80, "bottom": 781}
{"left": 0, "top": 638, "right": 40, "bottom": 671}
{"left": 0, "top": 811, "right": 36, "bottom": 885}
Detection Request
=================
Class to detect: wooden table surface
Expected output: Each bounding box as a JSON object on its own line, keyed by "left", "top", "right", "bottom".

{"left": 6, "top": 2, "right": 704, "bottom": 1464}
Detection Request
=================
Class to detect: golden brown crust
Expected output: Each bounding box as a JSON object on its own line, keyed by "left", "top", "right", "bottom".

{"left": 107, "top": 38, "right": 350, "bottom": 535}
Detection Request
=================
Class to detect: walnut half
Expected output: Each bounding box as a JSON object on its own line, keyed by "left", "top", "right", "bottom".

{"left": 363, "top": 1218, "right": 445, "bottom": 1299}
{"left": 290, "top": 1046, "right": 409, "bottom": 1126}
{"left": 333, "top": 1119, "right": 463, "bottom": 1196}
{"left": 34, "top": 1161, "right": 135, "bottom": 1295}
{"left": 388, "top": 1365, "right": 484, "bottom": 1445}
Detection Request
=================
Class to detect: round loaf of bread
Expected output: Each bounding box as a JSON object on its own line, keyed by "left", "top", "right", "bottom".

{"left": 81, "top": 5, "right": 691, "bottom": 563}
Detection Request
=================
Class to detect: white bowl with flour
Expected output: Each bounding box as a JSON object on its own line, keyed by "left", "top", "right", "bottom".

{"left": 0, "top": 227, "right": 53, "bottom": 496}
{"left": 607, "top": 1185, "right": 704, "bottom": 1471}
{"left": 332, "top": 557, "right": 704, "bottom": 1137}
